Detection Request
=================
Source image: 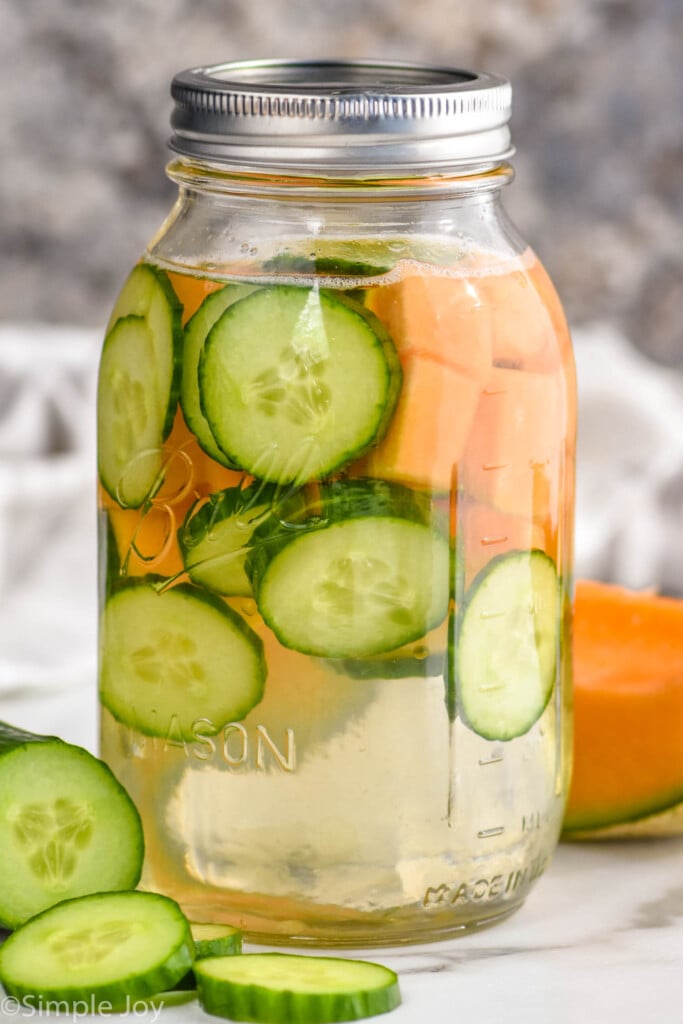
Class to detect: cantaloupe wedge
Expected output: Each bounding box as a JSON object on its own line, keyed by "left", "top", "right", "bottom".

{"left": 563, "top": 580, "right": 683, "bottom": 837}
{"left": 460, "top": 366, "right": 565, "bottom": 521}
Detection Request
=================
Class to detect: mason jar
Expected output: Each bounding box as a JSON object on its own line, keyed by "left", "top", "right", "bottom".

{"left": 97, "top": 59, "right": 576, "bottom": 946}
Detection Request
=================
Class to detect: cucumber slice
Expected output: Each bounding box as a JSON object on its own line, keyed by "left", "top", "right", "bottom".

{"left": 97, "top": 316, "right": 167, "bottom": 508}
{"left": 0, "top": 891, "right": 194, "bottom": 1011}
{"left": 195, "top": 953, "right": 401, "bottom": 1023}
{"left": 181, "top": 283, "right": 256, "bottom": 465}
{"left": 107, "top": 263, "right": 182, "bottom": 438}
{"left": 264, "top": 253, "right": 390, "bottom": 278}
{"left": 455, "top": 550, "right": 561, "bottom": 740}
{"left": 248, "top": 480, "right": 450, "bottom": 658}
{"left": 171, "top": 922, "right": 243, "bottom": 995}
{"left": 191, "top": 922, "right": 242, "bottom": 959}
{"left": 179, "top": 482, "right": 277, "bottom": 597}
{"left": 100, "top": 581, "right": 266, "bottom": 740}
{"left": 0, "top": 722, "right": 143, "bottom": 929}
{"left": 262, "top": 253, "right": 390, "bottom": 300}
{"left": 199, "top": 287, "right": 402, "bottom": 484}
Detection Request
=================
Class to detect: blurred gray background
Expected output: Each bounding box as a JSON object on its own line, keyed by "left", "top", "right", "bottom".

{"left": 2, "top": 0, "right": 683, "bottom": 367}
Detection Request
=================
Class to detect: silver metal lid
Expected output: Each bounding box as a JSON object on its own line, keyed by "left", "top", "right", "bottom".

{"left": 170, "top": 59, "right": 513, "bottom": 176}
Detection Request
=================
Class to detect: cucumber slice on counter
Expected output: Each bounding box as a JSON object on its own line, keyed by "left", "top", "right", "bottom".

{"left": 455, "top": 550, "right": 561, "bottom": 740}
{"left": 106, "top": 263, "right": 182, "bottom": 439}
{"left": 0, "top": 722, "right": 143, "bottom": 929}
{"left": 179, "top": 482, "right": 277, "bottom": 597}
{"left": 170, "top": 922, "right": 243, "bottom": 994}
{"left": 195, "top": 953, "right": 401, "bottom": 1023}
{"left": 97, "top": 316, "right": 167, "bottom": 508}
{"left": 0, "top": 891, "right": 194, "bottom": 1011}
{"left": 248, "top": 480, "right": 450, "bottom": 658}
{"left": 191, "top": 922, "right": 242, "bottom": 959}
{"left": 199, "top": 286, "right": 402, "bottom": 484}
{"left": 181, "top": 283, "right": 256, "bottom": 465}
{"left": 100, "top": 581, "right": 266, "bottom": 740}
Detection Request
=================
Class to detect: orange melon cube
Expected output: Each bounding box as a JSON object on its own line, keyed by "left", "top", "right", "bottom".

{"left": 353, "top": 353, "right": 483, "bottom": 492}
{"left": 366, "top": 271, "right": 492, "bottom": 377}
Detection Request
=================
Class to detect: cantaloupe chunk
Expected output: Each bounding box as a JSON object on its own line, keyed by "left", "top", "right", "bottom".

{"left": 564, "top": 580, "right": 683, "bottom": 836}
{"left": 367, "top": 255, "right": 567, "bottom": 370}
{"left": 470, "top": 258, "right": 563, "bottom": 366}
{"left": 460, "top": 366, "right": 565, "bottom": 520}
{"left": 353, "top": 353, "right": 483, "bottom": 492}
{"left": 366, "top": 271, "right": 492, "bottom": 375}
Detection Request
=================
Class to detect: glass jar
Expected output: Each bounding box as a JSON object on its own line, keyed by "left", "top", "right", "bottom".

{"left": 97, "top": 60, "right": 576, "bottom": 947}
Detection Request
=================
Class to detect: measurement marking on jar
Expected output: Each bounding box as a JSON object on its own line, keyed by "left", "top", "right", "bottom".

{"left": 478, "top": 753, "right": 504, "bottom": 766}
{"left": 480, "top": 534, "right": 509, "bottom": 547}
{"left": 481, "top": 462, "right": 510, "bottom": 472}
{"left": 479, "top": 609, "right": 506, "bottom": 620}
{"left": 482, "top": 387, "right": 508, "bottom": 397}
{"left": 477, "top": 826, "right": 505, "bottom": 839}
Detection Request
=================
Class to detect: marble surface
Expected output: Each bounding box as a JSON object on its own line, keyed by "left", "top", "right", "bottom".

{"left": 2, "top": 683, "right": 682, "bottom": 1024}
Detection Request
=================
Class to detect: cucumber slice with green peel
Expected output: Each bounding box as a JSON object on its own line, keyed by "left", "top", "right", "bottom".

{"left": 195, "top": 953, "right": 401, "bottom": 1024}
{"left": 191, "top": 922, "right": 242, "bottom": 959}
{"left": 0, "top": 722, "right": 143, "bottom": 929}
{"left": 263, "top": 253, "right": 391, "bottom": 279}
{"left": 248, "top": 480, "right": 450, "bottom": 658}
{"left": 181, "top": 283, "right": 257, "bottom": 466}
{"left": 97, "top": 316, "right": 167, "bottom": 508}
{"left": 100, "top": 581, "right": 266, "bottom": 740}
{"left": 179, "top": 482, "right": 278, "bottom": 597}
{"left": 199, "top": 287, "right": 402, "bottom": 484}
{"left": 171, "top": 922, "right": 243, "bottom": 995}
{"left": 106, "top": 263, "right": 182, "bottom": 438}
{"left": 0, "top": 891, "right": 194, "bottom": 1011}
{"left": 262, "top": 254, "right": 391, "bottom": 300}
{"left": 456, "top": 550, "right": 561, "bottom": 741}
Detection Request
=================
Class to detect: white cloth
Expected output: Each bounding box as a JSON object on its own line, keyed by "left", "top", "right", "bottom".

{"left": 0, "top": 322, "right": 682, "bottom": 701}
{"left": 574, "top": 324, "right": 683, "bottom": 596}
{"left": 0, "top": 325, "right": 100, "bottom": 700}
